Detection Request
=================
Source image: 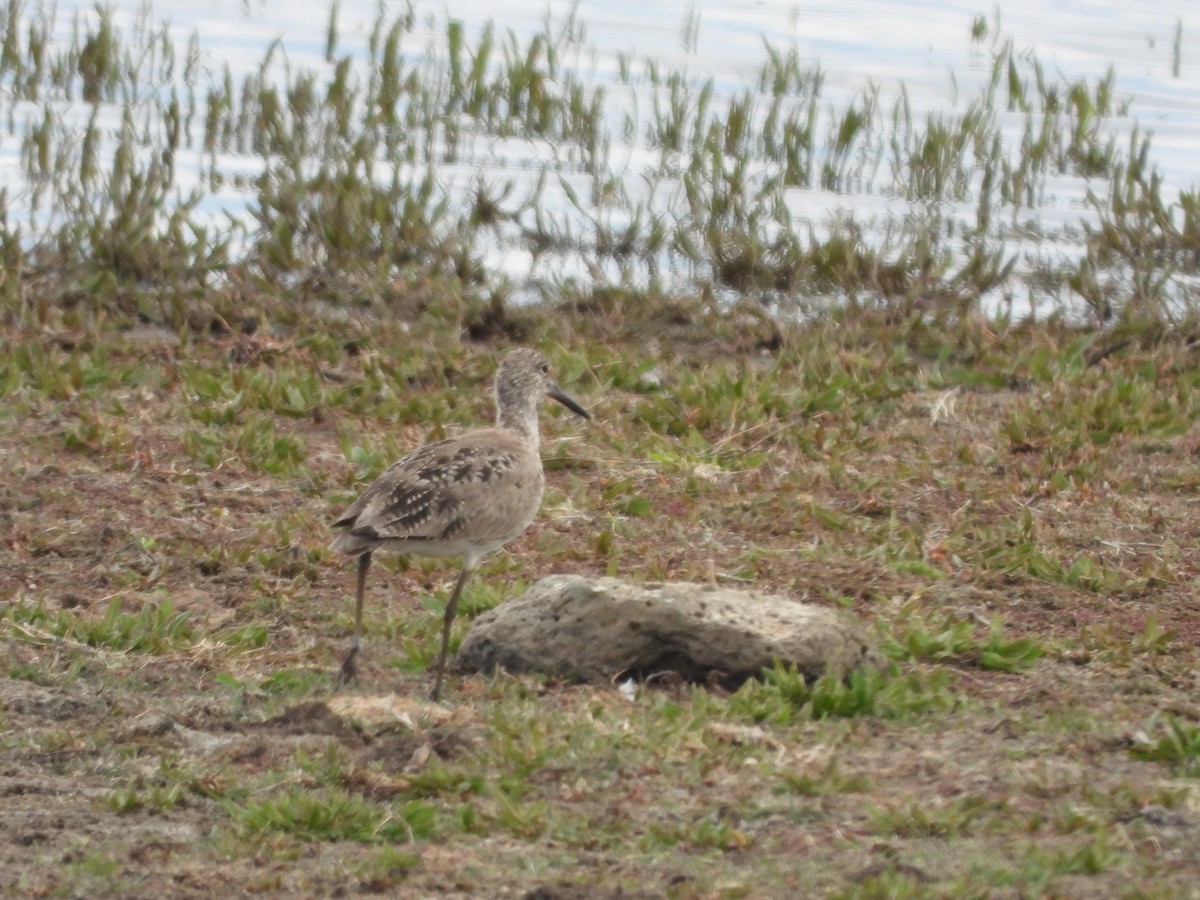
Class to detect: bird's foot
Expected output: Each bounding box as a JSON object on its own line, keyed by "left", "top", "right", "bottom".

{"left": 336, "top": 646, "right": 359, "bottom": 688}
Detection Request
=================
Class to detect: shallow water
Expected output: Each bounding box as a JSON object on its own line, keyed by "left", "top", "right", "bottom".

{"left": 5, "top": 0, "right": 1199, "bottom": 314}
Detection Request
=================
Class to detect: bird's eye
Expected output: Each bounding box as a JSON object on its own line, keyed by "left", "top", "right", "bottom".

{"left": 540, "top": 363, "right": 550, "bottom": 374}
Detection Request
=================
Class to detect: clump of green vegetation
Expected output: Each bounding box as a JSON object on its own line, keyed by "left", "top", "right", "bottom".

{"left": 230, "top": 787, "right": 437, "bottom": 843}
{"left": 869, "top": 793, "right": 1006, "bottom": 838}
{"left": 1131, "top": 714, "right": 1200, "bottom": 776}
{"left": 881, "top": 608, "right": 1046, "bottom": 673}
{"left": 729, "top": 663, "right": 962, "bottom": 724}
{"left": 3, "top": 597, "right": 194, "bottom": 654}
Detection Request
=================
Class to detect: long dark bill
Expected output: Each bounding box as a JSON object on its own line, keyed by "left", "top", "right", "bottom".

{"left": 548, "top": 383, "right": 590, "bottom": 420}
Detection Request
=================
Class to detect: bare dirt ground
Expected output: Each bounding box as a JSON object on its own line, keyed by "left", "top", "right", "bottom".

{"left": 2, "top": 325, "right": 1200, "bottom": 898}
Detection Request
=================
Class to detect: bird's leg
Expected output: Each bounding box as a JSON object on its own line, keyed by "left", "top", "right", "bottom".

{"left": 338, "top": 552, "right": 371, "bottom": 687}
{"left": 431, "top": 565, "right": 472, "bottom": 702}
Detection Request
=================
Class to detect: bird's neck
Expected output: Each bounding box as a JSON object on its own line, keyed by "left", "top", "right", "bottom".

{"left": 497, "top": 403, "right": 541, "bottom": 448}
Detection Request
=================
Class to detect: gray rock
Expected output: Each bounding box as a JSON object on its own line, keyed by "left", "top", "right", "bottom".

{"left": 453, "top": 575, "right": 880, "bottom": 686}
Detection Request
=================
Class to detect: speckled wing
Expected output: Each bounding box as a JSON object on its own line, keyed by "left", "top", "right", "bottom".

{"left": 330, "top": 428, "right": 545, "bottom": 557}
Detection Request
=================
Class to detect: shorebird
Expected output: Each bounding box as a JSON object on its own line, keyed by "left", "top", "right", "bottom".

{"left": 330, "top": 348, "right": 590, "bottom": 701}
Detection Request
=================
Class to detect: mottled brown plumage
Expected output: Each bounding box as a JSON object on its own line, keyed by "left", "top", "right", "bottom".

{"left": 331, "top": 348, "right": 589, "bottom": 700}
